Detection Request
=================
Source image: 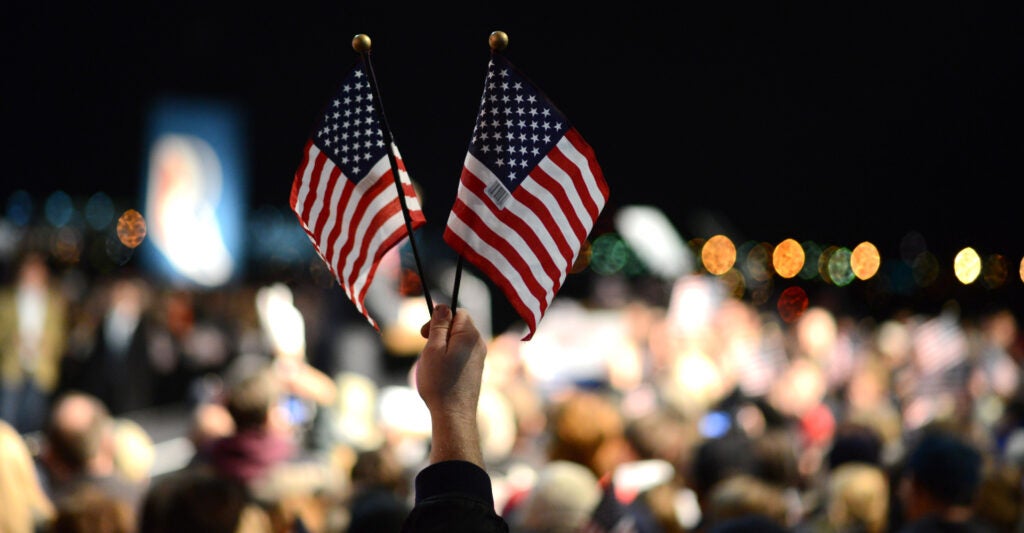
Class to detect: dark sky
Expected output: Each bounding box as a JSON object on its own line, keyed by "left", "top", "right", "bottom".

{"left": 5, "top": 4, "right": 1023, "bottom": 276}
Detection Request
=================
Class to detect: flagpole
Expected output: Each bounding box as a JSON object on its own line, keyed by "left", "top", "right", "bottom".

{"left": 352, "top": 34, "right": 434, "bottom": 314}
{"left": 451, "top": 30, "right": 511, "bottom": 316}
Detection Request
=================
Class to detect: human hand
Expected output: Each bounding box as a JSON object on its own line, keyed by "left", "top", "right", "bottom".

{"left": 414, "top": 304, "right": 488, "bottom": 466}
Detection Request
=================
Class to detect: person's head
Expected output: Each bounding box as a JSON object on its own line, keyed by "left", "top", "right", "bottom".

{"left": 112, "top": 418, "right": 155, "bottom": 485}
{"left": 50, "top": 483, "right": 134, "bottom": 533}
{"left": 899, "top": 429, "right": 983, "bottom": 521}
{"left": 140, "top": 468, "right": 272, "bottom": 533}
{"left": 705, "top": 474, "right": 789, "bottom": 529}
{"left": 188, "top": 401, "right": 235, "bottom": 452}
{"left": 512, "top": 460, "right": 603, "bottom": 533}
{"left": 44, "top": 391, "right": 115, "bottom": 476}
{"left": 546, "top": 389, "right": 626, "bottom": 478}
{"left": 223, "top": 361, "right": 280, "bottom": 432}
{"left": 826, "top": 462, "right": 889, "bottom": 533}
{"left": 0, "top": 419, "right": 54, "bottom": 533}
{"left": 827, "top": 421, "right": 884, "bottom": 470}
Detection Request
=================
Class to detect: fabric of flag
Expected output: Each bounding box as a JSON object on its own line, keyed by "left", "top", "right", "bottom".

{"left": 444, "top": 54, "right": 609, "bottom": 340}
{"left": 290, "top": 57, "right": 425, "bottom": 331}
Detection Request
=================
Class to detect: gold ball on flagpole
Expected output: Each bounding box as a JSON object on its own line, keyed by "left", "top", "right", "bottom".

{"left": 352, "top": 34, "right": 372, "bottom": 53}
{"left": 489, "top": 31, "right": 509, "bottom": 51}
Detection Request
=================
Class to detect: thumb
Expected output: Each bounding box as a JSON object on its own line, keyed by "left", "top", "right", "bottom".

{"left": 421, "top": 304, "right": 452, "bottom": 342}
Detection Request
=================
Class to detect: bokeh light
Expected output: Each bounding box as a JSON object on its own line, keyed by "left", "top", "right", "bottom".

{"left": 799, "top": 241, "right": 822, "bottom": 280}
{"left": 818, "top": 246, "right": 840, "bottom": 285}
{"left": 954, "top": 247, "right": 982, "bottom": 284}
{"left": 777, "top": 286, "right": 809, "bottom": 323}
{"left": 701, "top": 235, "right": 736, "bottom": 276}
{"left": 52, "top": 226, "right": 83, "bottom": 264}
{"left": 827, "top": 247, "right": 855, "bottom": 287}
{"left": 85, "top": 192, "right": 115, "bottom": 230}
{"left": 590, "top": 233, "right": 630, "bottom": 275}
{"left": 44, "top": 190, "right": 74, "bottom": 227}
{"left": 718, "top": 268, "right": 746, "bottom": 298}
{"left": 117, "top": 209, "right": 148, "bottom": 249}
{"left": 6, "top": 190, "right": 34, "bottom": 226}
{"left": 850, "top": 241, "right": 880, "bottom": 280}
{"left": 569, "top": 239, "right": 594, "bottom": 274}
{"left": 773, "top": 238, "right": 805, "bottom": 279}
{"left": 744, "top": 242, "right": 774, "bottom": 283}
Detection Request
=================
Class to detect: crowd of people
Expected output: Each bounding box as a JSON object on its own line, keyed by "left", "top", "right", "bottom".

{"left": 2, "top": 245, "right": 1024, "bottom": 532}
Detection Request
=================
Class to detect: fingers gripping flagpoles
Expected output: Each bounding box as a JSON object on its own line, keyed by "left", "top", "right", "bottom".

{"left": 446, "top": 31, "right": 610, "bottom": 340}
{"left": 290, "top": 34, "right": 433, "bottom": 330}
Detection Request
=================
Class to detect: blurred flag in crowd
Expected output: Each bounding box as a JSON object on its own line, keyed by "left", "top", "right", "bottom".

{"left": 444, "top": 53, "right": 608, "bottom": 340}
{"left": 290, "top": 57, "right": 425, "bottom": 330}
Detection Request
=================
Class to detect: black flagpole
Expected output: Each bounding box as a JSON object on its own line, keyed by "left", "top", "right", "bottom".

{"left": 450, "top": 31, "right": 511, "bottom": 316}
{"left": 353, "top": 34, "right": 434, "bottom": 314}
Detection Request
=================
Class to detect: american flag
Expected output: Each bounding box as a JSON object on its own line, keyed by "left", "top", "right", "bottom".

{"left": 290, "top": 57, "right": 425, "bottom": 330}
{"left": 444, "top": 54, "right": 608, "bottom": 340}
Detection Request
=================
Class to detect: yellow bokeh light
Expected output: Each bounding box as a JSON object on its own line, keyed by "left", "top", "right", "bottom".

{"left": 773, "top": 238, "right": 805, "bottom": 279}
{"left": 850, "top": 241, "right": 881, "bottom": 280}
{"left": 1020, "top": 257, "right": 1024, "bottom": 284}
{"left": 954, "top": 247, "right": 982, "bottom": 285}
{"left": 701, "top": 235, "right": 736, "bottom": 276}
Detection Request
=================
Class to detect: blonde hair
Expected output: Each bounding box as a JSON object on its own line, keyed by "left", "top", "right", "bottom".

{"left": 826, "top": 462, "right": 889, "bottom": 533}
{"left": 112, "top": 418, "right": 155, "bottom": 484}
{"left": 0, "top": 419, "right": 55, "bottom": 533}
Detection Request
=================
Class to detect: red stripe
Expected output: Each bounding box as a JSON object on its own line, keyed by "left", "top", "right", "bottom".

{"left": 311, "top": 160, "right": 343, "bottom": 241}
{"left": 289, "top": 140, "right": 313, "bottom": 211}
{"left": 300, "top": 147, "right": 329, "bottom": 224}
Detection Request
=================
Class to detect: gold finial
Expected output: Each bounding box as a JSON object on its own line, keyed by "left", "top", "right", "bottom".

{"left": 489, "top": 31, "right": 509, "bottom": 52}
{"left": 352, "top": 34, "right": 372, "bottom": 53}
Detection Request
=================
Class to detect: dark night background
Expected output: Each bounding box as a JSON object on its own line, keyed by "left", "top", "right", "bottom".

{"left": 4, "top": 3, "right": 1024, "bottom": 323}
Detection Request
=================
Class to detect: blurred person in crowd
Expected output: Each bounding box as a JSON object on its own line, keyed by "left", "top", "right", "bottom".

{"left": 0, "top": 250, "right": 69, "bottom": 433}
{"left": 686, "top": 430, "right": 757, "bottom": 530}
{"left": 184, "top": 399, "right": 235, "bottom": 468}
{"left": 702, "top": 473, "right": 790, "bottom": 531}
{"left": 515, "top": 387, "right": 641, "bottom": 531}
{"left": 400, "top": 304, "right": 508, "bottom": 532}
{"left": 618, "top": 405, "right": 702, "bottom": 532}
{"left": 0, "top": 418, "right": 54, "bottom": 533}
{"left": 507, "top": 460, "right": 603, "bottom": 533}
{"left": 72, "top": 275, "right": 162, "bottom": 415}
{"left": 36, "top": 390, "right": 147, "bottom": 515}
{"left": 894, "top": 427, "right": 994, "bottom": 532}
{"left": 49, "top": 482, "right": 135, "bottom": 533}
{"left": 794, "top": 461, "right": 889, "bottom": 533}
{"left": 345, "top": 446, "right": 412, "bottom": 533}
{"left": 111, "top": 418, "right": 156, "bottom": 488}
{"left": 205, "top": 353, "right": 334, "bottom": 532}
{"left": 139, "top": 466, "right": 273, "bottom": 533}
{"left": 971, "top": 463, "right": 1023, "bottom": 533}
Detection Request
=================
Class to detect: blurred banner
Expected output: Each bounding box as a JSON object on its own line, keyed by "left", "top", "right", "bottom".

{"left": 141, "top": 98, "right": 246, "bottom": 287}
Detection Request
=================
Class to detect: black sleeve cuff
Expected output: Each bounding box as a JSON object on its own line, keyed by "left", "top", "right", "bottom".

{"left": 413, "top": 460, "right": 495, "bottom": 507}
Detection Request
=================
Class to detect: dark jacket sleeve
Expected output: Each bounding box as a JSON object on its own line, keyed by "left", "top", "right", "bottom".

{"left": 401, "top": 460, "right": 509, "bottom": 533}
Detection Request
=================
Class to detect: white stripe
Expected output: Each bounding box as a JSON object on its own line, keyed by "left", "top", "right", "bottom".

{"left": 447, "top": 207, "right": 543, "bottom": 324}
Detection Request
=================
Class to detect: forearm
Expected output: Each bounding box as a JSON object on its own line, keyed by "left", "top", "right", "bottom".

{"left": 427, "top": 409, "right": 483, "bottom": 467}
